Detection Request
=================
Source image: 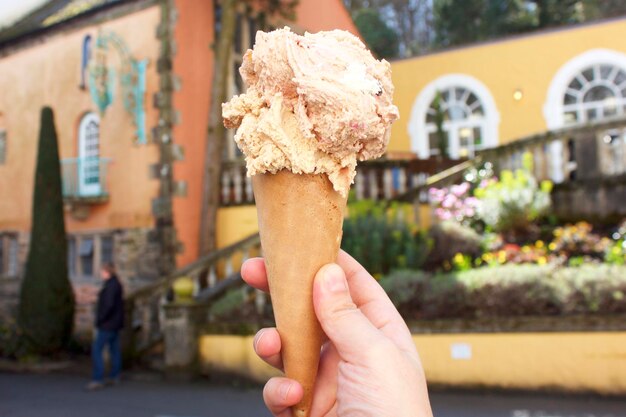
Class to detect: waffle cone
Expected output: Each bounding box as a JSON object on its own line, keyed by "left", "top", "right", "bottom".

{"left": 252, "top": 170, "right": 347, "bottom": 417}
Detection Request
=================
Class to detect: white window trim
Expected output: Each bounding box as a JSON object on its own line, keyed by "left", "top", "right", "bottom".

{"left": 78, "top": 112, "right": 101, "bottom": 196}
{"left": 408, "top": 73, "right": 500, "bottom": 159}
{"left": 544, "top": 48, "right": 626, "bottom": 129}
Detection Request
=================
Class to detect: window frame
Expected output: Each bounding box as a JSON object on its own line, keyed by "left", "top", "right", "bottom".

{"left": 544, "top": 49, "right": 626, "bottom": 130}
{"left": 424, "top": 86, "right": 489, "bottom": 158}
{"left": 67, "top": 232, "right": 115, "bottom": 281}
{"left": 0, "top": 233, "right": 19, "bottom": 278}
{"left": 409, "top": 74, "right": 500, "bottom": 159}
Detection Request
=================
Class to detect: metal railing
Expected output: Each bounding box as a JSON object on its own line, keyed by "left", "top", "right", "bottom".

{"left": 61, "top": 157, "right": 111, "bottom": 200}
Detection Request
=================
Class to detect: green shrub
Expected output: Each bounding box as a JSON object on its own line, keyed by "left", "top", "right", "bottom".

{"left": 379, "top": 264, "right": 626, "bottom": 320}
{"left": 342, "top": 200, "right": 431, "bottom": 277}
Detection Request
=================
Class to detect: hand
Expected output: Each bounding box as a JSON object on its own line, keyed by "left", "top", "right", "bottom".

{"left": 241, "top": 250, "right": 433, "bottom": 417}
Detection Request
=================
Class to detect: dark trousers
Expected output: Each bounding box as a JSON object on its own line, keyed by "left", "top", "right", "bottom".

{"left": 92, "top": 329, "right": 121, "bottom": 382}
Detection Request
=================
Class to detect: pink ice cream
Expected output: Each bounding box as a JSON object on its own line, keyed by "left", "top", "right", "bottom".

{"left": 222, "top": 27, "right": 399, "bottom": 196}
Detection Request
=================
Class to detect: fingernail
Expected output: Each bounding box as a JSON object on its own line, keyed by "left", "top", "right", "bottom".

{"left": 280, "top": 381, "right": 293, "bottom": 401}
{"left": 323, "top": 264, "right": 348, "bottom": 293}
{"left": 253, "top": 329, "right": 266, "bottom": 352}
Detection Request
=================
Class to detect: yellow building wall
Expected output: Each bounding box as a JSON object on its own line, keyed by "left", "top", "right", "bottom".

{"left": 390, "top": 18, "right": 626, "bottom": 153}
{"left": 216, "top": 206, "right": 259, "bottom": 248}
{"left": 0, "top": 6, "right": 161, "bottom": 233}
{"left": 199, "top": 332, "right": 626, "bottom": 395}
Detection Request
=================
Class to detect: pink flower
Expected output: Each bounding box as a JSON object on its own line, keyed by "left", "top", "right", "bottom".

{"left": 435, "top": 208, "right": 452, "bottom": 220}
{"left": 442, "top": 195, "right": 456, "bottom": 208}
{"left": 450, "top": 183, "right": 470, "bottom": 197}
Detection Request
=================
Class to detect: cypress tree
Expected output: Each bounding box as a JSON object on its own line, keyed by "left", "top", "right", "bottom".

{"left": 18, "top": 107, "right": 75, "bottom": 355}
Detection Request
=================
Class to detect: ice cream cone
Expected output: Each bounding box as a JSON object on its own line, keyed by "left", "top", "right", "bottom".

{"left": 252, "top": 170, "right": 347, "bottom": 417}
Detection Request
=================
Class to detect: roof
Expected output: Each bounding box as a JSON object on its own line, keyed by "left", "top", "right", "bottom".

{"left": 0, "top": 0, "right": 125, "bottom": 48}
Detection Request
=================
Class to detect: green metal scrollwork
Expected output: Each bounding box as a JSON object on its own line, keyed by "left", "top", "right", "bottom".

{"left": 88, "top": 29, "right": 148, "bottom": 144}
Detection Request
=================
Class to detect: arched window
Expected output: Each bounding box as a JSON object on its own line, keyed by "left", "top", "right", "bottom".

{"left": 78, "top": 112, "right": 101, "bottom": 196}
{"left": 409, "top": 74, "right": 500, "bottom": 159}
{"left": 544, "top": 49, "right": 626, "bottom": 129}
{"left": 562, "top": 64, "right": 626, "bottom": 124}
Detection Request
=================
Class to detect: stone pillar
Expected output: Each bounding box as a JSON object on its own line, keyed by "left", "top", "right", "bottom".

{"left": 163, "top": 302, "right": 204, "bottom": 379}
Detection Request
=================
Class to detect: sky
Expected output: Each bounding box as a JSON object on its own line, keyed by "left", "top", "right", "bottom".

{"left": 0, "top": 0, "right": 48, "bottom": 29}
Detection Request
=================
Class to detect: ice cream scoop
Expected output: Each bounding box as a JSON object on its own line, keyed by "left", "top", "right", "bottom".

{"left": 223, "top": 27, "right": 398, "bottom": 417}
{"left": 223, "top": 27, "right": 399, "bottom": 196}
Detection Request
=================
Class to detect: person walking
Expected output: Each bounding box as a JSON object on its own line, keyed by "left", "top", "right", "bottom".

{"left": 86, "top": 263, "right": 124, "bottom": 391}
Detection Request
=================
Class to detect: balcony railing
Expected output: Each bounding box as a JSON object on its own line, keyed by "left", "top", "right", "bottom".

{"left": 219, "top": 157, "right": 462, "bottom": 206}
{"left": 61, "top": 157, "right": 111, "bottom": 202}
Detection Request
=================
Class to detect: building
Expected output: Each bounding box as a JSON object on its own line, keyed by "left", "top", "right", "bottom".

{"left": 389, "top": 17, "right": 626, "bottom": 164}
{"left": 0, "top": 0, "right": 357, "bottom": 297}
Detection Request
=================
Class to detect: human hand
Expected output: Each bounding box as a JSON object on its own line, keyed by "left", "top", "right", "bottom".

{"left": 241, "top": 250, "right": 433, "bottom": 417}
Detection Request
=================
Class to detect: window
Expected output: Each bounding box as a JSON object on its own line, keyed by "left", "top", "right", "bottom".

{"left": 67, "top": 233, "right": 114, "bottom": 280}
{"left": 80, "top": 35, "right": 92, "bottom": 90}
{"left": 543, "top": 50, "right": 626, "bottom": 182}
{"left": 562, "top": 64, "right": 626, "bottom": 125}
{"left": 79, "top": 237, "right": 94, "bottom": 277}
{"left": 78, "top": 112, "right": 101, "bottom": 196}
{"left": 0, "top": 234, "right": 19, "bottom": 277}
{"left": 409, "top": 74, "right": 500, "bottom": 159}
{"left": 425, "top": 87, "right": 486, "bottom": 158}
{"left": 544, "top": 49, "right": 626, "bottom": 129}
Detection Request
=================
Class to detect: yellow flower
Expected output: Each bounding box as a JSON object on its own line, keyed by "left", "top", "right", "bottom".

{"left": 522, "top": 246, "right": 531, "bottom": 253}
{"left": 535, "top": 240, "right": 544, "bottom": 249}
{"left": 453, "top": 253, "right": 465, "bottom": 263}
{"left": 497, "top": 251, "right": 507, "bottom": 263}
{"left": 537, "top": 256, "right": 547, "bottom": 265}
{"left": 548, "top": 242, "right": 557, "bottom": 251}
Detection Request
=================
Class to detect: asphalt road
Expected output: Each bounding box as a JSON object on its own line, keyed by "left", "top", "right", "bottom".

{"left": 1, "top": 372, "right": 625, "bottom": 417}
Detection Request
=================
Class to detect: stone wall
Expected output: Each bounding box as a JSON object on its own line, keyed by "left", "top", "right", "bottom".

{"left": 0, "top": 227, "right": 165, "bottom": 343}
{"left": 552, "top": 174, "right": 626, "bottom": 222}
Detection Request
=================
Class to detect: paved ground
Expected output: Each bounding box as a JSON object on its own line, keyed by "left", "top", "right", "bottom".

{"left": 1, "top": 372, "right": 625, "bottom": 417}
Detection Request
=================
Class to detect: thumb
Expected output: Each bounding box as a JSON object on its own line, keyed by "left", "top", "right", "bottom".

{"left": 313, "top": 263, "right": 384, "bottom": 361}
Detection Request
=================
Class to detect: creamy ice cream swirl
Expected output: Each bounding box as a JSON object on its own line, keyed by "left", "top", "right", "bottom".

{"left": 222, "top": 27, "right": 399, "bottom": 196}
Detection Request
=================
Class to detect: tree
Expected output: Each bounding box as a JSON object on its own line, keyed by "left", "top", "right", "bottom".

{"left": 434, "top": 0, "right": 486, "bottom": 47}
{"left": 344, "top": 0, "right": 434, "bottom": 57}
{"left": 199, "top": 0, "right": 238, "bottom": 256}
{"left": 530, "top": 0, "right": 581, "bottom": 28}
{"left": 354, "top": 8, "right": 399, "bottom": 59}
{"left": 580, "top": 0, "right": 626, "bottom": 21}
{"left": 434, "top": 0, "right": 533, "bottom": 47}
{"left": 377, "top": 0, "right": 434, "bottom": 57}
{"left": 18, "top": 107, "right": 75, "bottom": 355}
{"left": 199, "top": 0, "right": 299, "bottom": 255}
{"left": 432, "top": 91, "right": 448, "bottom": 159}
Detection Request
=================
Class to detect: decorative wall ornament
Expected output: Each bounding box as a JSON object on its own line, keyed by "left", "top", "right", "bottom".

{"left": 88, "top": 29, "right": 148, "bottom": 144}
